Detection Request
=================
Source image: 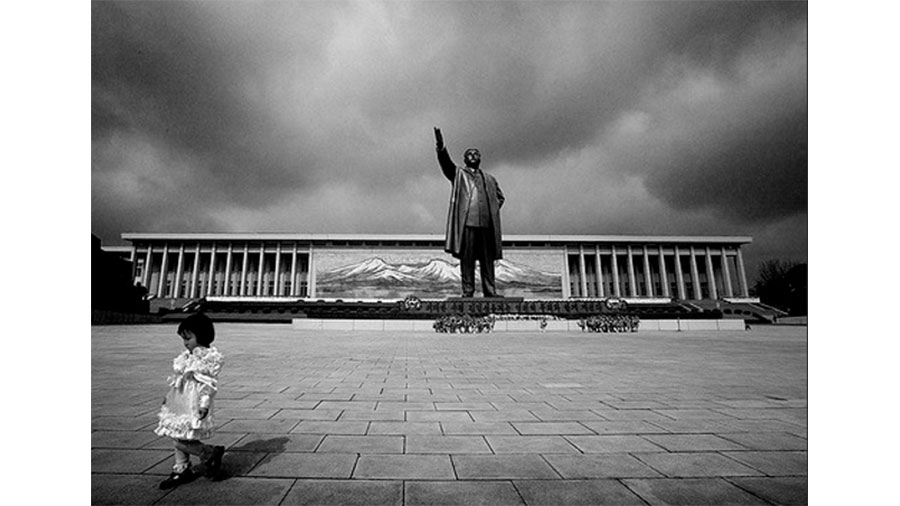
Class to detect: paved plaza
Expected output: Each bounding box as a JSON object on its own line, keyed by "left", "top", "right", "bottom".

{"left": 92, "top": 323, "right": 807, "bottom": 505}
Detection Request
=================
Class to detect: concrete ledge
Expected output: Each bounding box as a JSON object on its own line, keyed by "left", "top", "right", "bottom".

{"left": 292, "top": 318, "right": 745, "bottom": 332}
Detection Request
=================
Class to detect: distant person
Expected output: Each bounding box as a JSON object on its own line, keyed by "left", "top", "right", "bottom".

{"left": 154, "top": 313, "right": 225, "bottom": 489}
{"left": 134, "top": 282, "right": 148, "bottom": 299}
{"left": 434, "top": 127, "right": 505, "bottom": 297}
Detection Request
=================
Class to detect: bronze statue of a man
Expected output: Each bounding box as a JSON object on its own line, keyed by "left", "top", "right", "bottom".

{"left": 434, "top": 127, "right": 505, "bottom": 298}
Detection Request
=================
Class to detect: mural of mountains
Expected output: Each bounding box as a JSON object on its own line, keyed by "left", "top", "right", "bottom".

{"left": 317, "top": 257, "right": 561, "bottom": 298}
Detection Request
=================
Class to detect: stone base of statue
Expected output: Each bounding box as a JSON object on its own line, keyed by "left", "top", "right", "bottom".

{"left": 190, "top": 295, "right": 746, "bottom": 323}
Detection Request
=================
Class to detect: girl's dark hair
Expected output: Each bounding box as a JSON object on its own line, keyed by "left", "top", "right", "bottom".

{"left": 178, "top": 313, "right": 215, "bottom": 346}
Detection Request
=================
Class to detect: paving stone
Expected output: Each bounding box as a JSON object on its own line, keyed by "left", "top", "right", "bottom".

{"left": 491, "top": 402, "right": 552, "bottom": 411}
{"left": 291, "top": 421, "right": 370, "bottom": 434}
{"left": 406, "top": 392, "right": 462, "bottom": 402}
{"left": 622, "top": 478, "right": 770, "bottom": 505}
{"left": 653, "top": 408, "right": 735, "bottom": 419}
{"left": 368, "top": 421, "right": 442, "bottom": 435}
{"left": 442, "top": 421, "right": 519, "bottom": 435}
{"left": 91, "top": 449, "right": 171, "bottom": 474}
{"left": 406, "top": 480, "right": 525, "bottom": 505}
{"left": 566, "top": 435, "right": 665, "bottom": 453}
{"left": 91, "top": 474, "right": 169, "bottom": 505}
{"left": 470, "top": 409, "right": 540, "bottom": 422}
{"left": 91, "top": 430, "right": 162, "bottom": 449}
{"left": 91, "top": 417, "right": 157, "bottom": 432}
{"left": 317, "top": 435, "right": 404, "bottom": 453}
{"left": 485, "top": 435, "right": 580, "bottom": 454}
{"left": 155, "top": 476, "right": 294, "bottom": 505}
{"left": 528, "top": 409, "right": 605, "bottom": 422}
{"left": 728, "top": 477, "right": 808, "bottom": 505}
{"left": 511, "top": 422, "right": 594, "bottom": 435}
{"left": 435, "top": 401, "right": 496, "bottom": 411}
{"left": 592, "top": 409, "right": 672, "bottom": 421}
{"left": 218, "top": 408, "right": 281, "bottom": 419}
{"left": 255, "top": 399, "right": 319, "bottom": 410}
{"left": 514, "top": 479, "right": 646, "bottom": 505}
{"left": 457, "top": 393, "right": 514, "bottom": 402}
{"left": 543, "top": 454, "right": 663, "bottom": 478}
{"left": 634, "top": 452, "right": 763, "bottom": 477}
{"left": 216, "top": 398, "right": 268, "bottom": 409}
{"left": 216, "top": 418, "right": 301, "bottom": 433}
{"left": 272, "top": 408, "right": 342, "bottom": 420}
{"left": 602, "top": 399, "right": 671, "bottom": 410}
{"left": 722, "top": 451, "right": 808, "bottom": 476}
{"left": 407, "top": 435, "right": 493, "bottom": 454}
{"left": 352, "top": 393, "right": 406, "bottom": 402}
{"left": 281, "top": 480, "right": 403, "bottom": 506}
{"left": 318, "top": 400, "right": 378, "bottom": 411}
{"left": 407, "top": 410, "right": 473, "bottom": 422}
{"left": 230, "top": 434, "right": 323, "bottom": 452}
{"left": 297, "top": 392, "right": 355, "bottom": 401}
{"left": 354, "top": 454, "right": 455, "bottom": 479}
{"left": 506, "top": 393, "right": 552, "bottom": 403}
{"left": 338, "top": 409, "right": 406, "bottom": 421}
{"left": 93, "top": 405, "right": 158, "bottom": 417}
{"left": 643, "top": 418, "right": 734, "bottom": 433}
{"left": 641, "top": 434, "right": 748, "bottom": 452}
{"left": 580, "top": 420, "right": 669, "bottom": 434}
{"left": 714, "top": 408, "right": 792, "bottom": 420}
{"left": 375, "top": 401, "right": 436, "bottom": 411}
{"left": 719, "top": 418, "right": 806, "bottom": 433}
{"left": 453, "top": 455, "right": 560, "bottom": 479}
{"left": 659, "top": 399, "right": 728, "bottom": 409}
{"left": 248, "top": 452, "right": 357, "bottom": 478}
{"left": 718, "top": 432, "right": 808, "bottom": 451}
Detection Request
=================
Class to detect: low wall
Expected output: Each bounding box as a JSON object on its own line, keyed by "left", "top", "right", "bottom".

{"left": 291, "top": 318, "right": 746, "bottom": 332}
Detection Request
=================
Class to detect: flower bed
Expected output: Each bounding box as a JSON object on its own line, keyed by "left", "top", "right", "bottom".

{"left": 577, "top": 314, "right": 640, "bottom": 333}
{"left": 433, "top": 314, "right": 496, "bottom": 333}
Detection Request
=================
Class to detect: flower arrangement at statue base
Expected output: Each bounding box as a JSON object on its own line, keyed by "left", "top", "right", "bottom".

{"left": 577, "top": 314, "right": 640, "bottom": 333}
{"left": 433, "top": 314, "right": 496, "bottom": 333}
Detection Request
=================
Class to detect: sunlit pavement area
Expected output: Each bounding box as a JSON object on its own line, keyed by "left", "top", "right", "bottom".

{"left": 92, "top": 323, "right": 807, "bottom": 505}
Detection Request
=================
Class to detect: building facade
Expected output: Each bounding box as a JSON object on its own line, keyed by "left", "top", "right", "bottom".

{"left": 120, "top": 233, "right": 752, "bottom": 302}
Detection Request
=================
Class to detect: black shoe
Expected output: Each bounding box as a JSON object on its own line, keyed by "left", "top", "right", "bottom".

{"left": 204, "top": 446, "right": 225, "bottom": 479}
{"left": 159, "top": 468, "right": 195, "bottom": 490}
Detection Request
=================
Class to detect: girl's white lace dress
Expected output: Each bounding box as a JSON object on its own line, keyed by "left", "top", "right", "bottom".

{"left": 154, "top": 346, "right": 224, "bottom": 440}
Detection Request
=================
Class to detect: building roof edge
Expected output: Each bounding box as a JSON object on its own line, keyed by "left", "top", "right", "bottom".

{"left": 121, "top": 232, "right": 752, "bottom": 244}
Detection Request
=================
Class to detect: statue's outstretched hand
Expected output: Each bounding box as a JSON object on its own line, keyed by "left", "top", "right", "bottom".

{"left": 434, "top": 127, "right": 444, "bottom": 150}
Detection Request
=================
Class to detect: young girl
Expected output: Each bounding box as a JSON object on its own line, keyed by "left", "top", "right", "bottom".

{"left": 154, "top": 313, "right": 225, "bottom": 489}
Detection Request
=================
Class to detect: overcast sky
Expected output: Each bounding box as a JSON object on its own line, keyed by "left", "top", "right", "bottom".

{"left": 91, "top": 0, "right": 807, "bottom": 283}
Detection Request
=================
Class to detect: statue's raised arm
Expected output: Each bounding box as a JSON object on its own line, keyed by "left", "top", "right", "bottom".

{"left": 434, "top": 127, "right": 456, "bottom": 182}
{"left": 434, "top": 127, "right": 444, "bottom": 151}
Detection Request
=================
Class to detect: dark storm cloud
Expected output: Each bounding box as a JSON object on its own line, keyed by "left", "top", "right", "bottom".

{"left": 604, "top": 6, "right": 807, "bottom": 225}
{"left": 92, "top": 0, "right": 807, "bottom": 272}
{"left": 92, "top": 1, "right": 333, "bottom": 202}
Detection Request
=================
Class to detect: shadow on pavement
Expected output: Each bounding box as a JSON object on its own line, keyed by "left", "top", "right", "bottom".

{"left": 209, "top": 436, "right": 290, "bottom": 481}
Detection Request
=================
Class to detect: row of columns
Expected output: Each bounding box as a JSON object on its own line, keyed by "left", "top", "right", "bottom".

{"left": 140, "top": 243, "right": 310, "bottom": 298}
{"left": 570, "top": 244, "right": 748, "bottom": 300}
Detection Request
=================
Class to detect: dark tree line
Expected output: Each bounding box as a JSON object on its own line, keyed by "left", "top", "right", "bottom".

{"left": 92, "top": 234, "right": 148, "bottom": 314}
{"left": 752, "top": 260, "right": 807, "bottom": 316}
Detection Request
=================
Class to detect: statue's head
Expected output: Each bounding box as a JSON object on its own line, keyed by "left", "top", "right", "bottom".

{"left": 464, "top": 148, "right": 481, "bottom": 168}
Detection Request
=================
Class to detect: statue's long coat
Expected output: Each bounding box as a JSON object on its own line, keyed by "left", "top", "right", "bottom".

{"left": 437, "top": 146, "right": 505, "bottom": 260}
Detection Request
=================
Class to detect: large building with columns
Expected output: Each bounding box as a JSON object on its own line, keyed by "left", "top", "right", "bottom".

{"left": 119, "top": 233, "right": 752, "bottom": 303}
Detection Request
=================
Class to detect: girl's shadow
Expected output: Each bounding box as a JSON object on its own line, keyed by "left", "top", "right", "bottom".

{"left": 202, "top": 436, "right": 290, "bottom": 481}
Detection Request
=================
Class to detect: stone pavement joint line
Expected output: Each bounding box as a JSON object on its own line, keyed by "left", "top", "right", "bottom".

{"left": 92, "top": 324, "right": 807, "bottom": 505}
